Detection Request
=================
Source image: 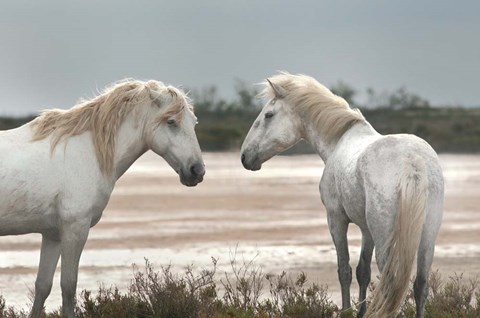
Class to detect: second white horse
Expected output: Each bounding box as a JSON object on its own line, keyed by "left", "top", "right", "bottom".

{"left": 241, "top": 72, "right": 443, "bottom": 318}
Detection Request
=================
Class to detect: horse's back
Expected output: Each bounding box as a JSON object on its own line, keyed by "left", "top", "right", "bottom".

{"left": 0, "top": 123, "right": 52, "bottom": 178}
{"left": 358, "top": 133, "right": 444, "bottom": 242}
{"left": 359, "top": 134, "right": 443, "bottom": 195}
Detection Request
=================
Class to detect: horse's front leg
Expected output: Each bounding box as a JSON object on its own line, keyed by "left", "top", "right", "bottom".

{"left": 59, "top": 219, "right": 91, "bottom": 318}
{"left": 327, "top": 211, "right": 352, "bottom": 311}
{"left": 356, "top": 231, "right": 374, "bottom": 318}
{"left": 29, "top": 234, "right": 61, "bottom": 318}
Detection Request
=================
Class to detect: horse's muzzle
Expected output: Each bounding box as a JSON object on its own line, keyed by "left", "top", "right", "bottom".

{"left": 180, "top": 162, "right": 205, "bottom": 186}
{"left": 241, "top": 152, "right": 262, "bottom": 171}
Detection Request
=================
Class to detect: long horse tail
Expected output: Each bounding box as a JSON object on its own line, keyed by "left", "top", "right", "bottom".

{"left": 366, "top": 156, "right": 428, "bottom": 318}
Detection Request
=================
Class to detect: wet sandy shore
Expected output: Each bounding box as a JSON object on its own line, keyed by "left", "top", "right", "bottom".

{"left": 0, "top": 152, "right": 479, "bottom": 310}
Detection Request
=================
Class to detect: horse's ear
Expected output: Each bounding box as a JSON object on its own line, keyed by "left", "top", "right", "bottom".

{"left": 149, "top": 89, "right": 168, "bottom": 108}
{"left": 267, "top": 78, "right": 285, "bottom": 99}
{"left": 150, "top": 86, "right": 177, "bottom": 107}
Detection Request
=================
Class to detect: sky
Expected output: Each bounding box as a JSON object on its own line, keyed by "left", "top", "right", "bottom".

{"left": 0, "top": 0, "right": 479, "bottom": 115}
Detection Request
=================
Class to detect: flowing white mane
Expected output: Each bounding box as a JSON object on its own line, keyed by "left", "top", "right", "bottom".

{"left": 31, "top": 79, "right": 191, "bottom": 175}
{"left": 260, "top": 72, "right": 365, "bottom": 142}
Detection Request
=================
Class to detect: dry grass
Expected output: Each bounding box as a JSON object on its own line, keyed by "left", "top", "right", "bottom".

{"left": 0, "top": 261, "right": 478, "bottom": 318}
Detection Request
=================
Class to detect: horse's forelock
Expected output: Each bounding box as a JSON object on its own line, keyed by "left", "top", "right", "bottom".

{"left": 154, "top": 85, "right": 194, "bottom": 122}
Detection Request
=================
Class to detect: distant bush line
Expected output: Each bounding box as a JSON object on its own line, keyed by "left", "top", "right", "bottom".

{"left": 0, "top": 258, "right": 478, "bottom": 318}
{"left": 2, "top": 82, "right": 479, "bottom": 153}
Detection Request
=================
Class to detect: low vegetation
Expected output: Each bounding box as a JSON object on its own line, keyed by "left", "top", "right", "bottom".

{"left": 0, "top": 257, "right": 478, "bottom": 318}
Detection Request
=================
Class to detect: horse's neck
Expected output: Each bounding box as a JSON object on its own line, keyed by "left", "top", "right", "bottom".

{"left": 303, "top": 121, "right": 379, "bottom": 162}
{"left": 112, "top": 116, "right": 148, "bottom": 180}
{"left": 302, "top": 122, "right": 335, "bottom": 162}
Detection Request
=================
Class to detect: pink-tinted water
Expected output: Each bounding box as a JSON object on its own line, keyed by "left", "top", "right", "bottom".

{"left": 0, "top": 152, "right": 478, "bottom": 310}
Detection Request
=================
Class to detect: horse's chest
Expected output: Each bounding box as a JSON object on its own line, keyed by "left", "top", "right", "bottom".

{"left": 88, "top": 192, "right": 111, "bottom": 228}
{"left": 90, "top": 210, "right": 103, "bottom": 227}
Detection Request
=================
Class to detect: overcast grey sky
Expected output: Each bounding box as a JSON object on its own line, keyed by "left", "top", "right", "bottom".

{"left": 0, "top": 1, "right": 479, "bottom": 115}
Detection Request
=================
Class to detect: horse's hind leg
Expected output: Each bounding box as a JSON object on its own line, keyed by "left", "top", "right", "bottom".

{"left": 415, "top": 191, "right": 443, "bottom": 318}
{"left": 414, "top": 207, "right": 442, "bottom": 318}
{"left": 414, "top": 235, "right": 435, "bottom": 318}
{"left": 356, "top": 231, "right": 374, "bottom": 318}
{"left": 29, "top": 235, "right": 61, "bottom": 318}
{"left": 60, "top": 220, "right": 90, "bottom": 318}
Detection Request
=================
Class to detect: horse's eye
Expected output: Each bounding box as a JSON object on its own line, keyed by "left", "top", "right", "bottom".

{"left": 265, "top": 111, "right": 274, "bottom": 119}
{"left": 167, "top": 118, "right": 176, "bottom": 125}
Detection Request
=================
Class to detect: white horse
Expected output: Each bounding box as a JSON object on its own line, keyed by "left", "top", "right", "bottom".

{"left": 241, "top": 73, "right": 443, "bottom": 318}
{"left": 0, "top": 79, "right": 205, "bottom": 318}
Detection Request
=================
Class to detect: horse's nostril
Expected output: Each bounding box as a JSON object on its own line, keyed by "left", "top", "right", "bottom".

{"left": 241, "top": 154, "right": 246, "bottom": 164}
{"left": 190, "top": 165, "right": 197, "bottom": 176}
{"left": 190, "top": 163, "right": 205, "bottom": 178}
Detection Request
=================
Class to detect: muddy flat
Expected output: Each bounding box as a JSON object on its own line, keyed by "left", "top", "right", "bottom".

{"left": 0, "top": 152, "right": 478, "bottom": 310}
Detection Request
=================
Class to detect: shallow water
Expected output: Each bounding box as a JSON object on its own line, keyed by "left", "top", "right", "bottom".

{"left": 0, "top": 152, "right": 479, "bottom": 310}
